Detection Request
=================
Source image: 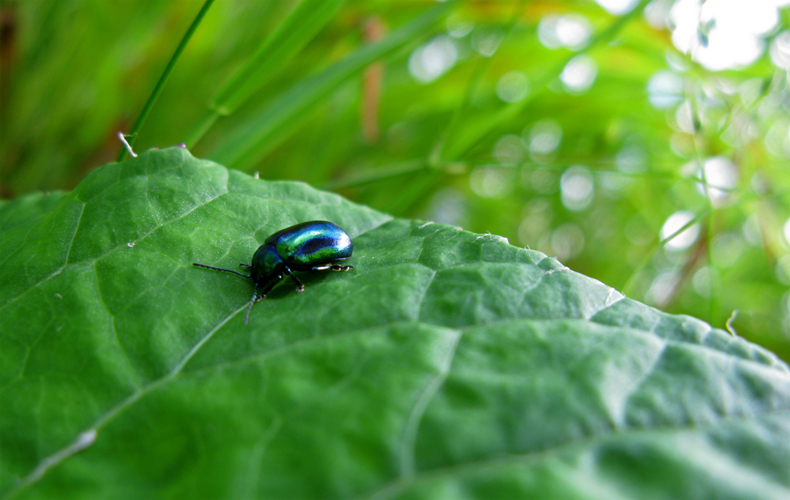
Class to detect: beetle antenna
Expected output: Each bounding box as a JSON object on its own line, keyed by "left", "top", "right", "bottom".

{"left": 193, "top": 263, "right": 250, "bottom": 279}
{"left": 244, "top": 289, "right": 259, "bottom": 325}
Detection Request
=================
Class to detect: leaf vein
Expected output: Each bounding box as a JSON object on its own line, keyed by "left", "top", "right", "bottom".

{"left": 398, "top": 328, "right": 462, "bottom": 478}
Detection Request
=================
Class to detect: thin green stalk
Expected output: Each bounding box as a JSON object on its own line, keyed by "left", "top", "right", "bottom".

{"left": 117, "top": 0, "right": 216, "bottom": 161}
{"left": 323, "top": 160, "right": 429, "bottom": 190}
{"left": 688, "top": 96, "right": 721, "bottom": 327}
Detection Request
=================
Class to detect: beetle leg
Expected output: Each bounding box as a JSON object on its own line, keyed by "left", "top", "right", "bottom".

{"left": 283, "top": 267, "right": 305, "bottom": 293}
{"left": 258, "top": 274, "right": 283, "bottom": 297}
{"left": 239, "top": 263, "right": 253, "bottom": 270}
{"left": 244, "top": 288, "right": 259, "bottom": 325}
{"left": 310, "top": 264, "right": 353, "bottom": 272}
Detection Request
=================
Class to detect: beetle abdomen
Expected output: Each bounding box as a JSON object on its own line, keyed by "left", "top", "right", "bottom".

{"left": 269, "top": 221, "right": 352, "bottom": 267}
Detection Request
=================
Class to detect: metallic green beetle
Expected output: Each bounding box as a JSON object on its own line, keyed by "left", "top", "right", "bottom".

{"left": 193, "top": 221, "right": 353, "bottom": 324}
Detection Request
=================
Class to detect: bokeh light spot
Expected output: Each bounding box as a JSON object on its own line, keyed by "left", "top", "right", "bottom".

{"left": 493, "top": 134, "right": 525, "bottom": 165}
{"left": 711, "top": 232, "right": 744, "bottom": 267}
{"left": 696, "top": 156, "right": 739, "bottom": 206}
{"left": 529, "top": 168, "right": 559, "bottom": 194}
{"left": 770, "top": 31, "right": 790, "bottom": 69}
{"left": 661, "top": 211, "right": 700, "bottom": 251}
{"left": 527, "top": 120, "right": 563, "bottom": 160}
{"left": 560, "top": 166, "right": 594, "bottom": 211}
{"left": 446, "top": 13, "right": 475, "bottom": 38}
{"left": 496, "top": 71, "right": 530, "bottom": 103}
{"left": 470, "top": 167, "right": 514, "bottom": 198}
{"left": 538, "top": 14, "right": 592, "bottom": 50}
{"left": 692, "top": 266, "right": 717, "bottom": 298}
{"left": 408, "top": 35, "right": 458, "bottom": 83}
{"left": 596, "top": 0, "right": 640, "bottom": 15}
{"left": 647, "top": 70, "right": 684, "bottom": 109}
{"left": 670, "top": 0, "right": 781, "bottom": 71}
{"left": 427, "top": 188, "right": 467, "bottom": 226}
{"left": 561, "top": 55, "right": 597, "bottom": 93}
{"left": 471, "top": 27, "right": 505, "bottom": 57}
{"left": 551, "top": 223, "right": 586, "bottom": 261}
{"left": 647, "top": 271, "right": 680, "bottom": 305}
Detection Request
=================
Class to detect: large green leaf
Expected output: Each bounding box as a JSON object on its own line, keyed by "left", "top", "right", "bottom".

{"left": 1, "top": 148, "right": 789, "bottom": 499}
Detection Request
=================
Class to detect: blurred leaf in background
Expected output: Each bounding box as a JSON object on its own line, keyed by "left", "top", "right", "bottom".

{"left": 3, "top": 0, "right": 790, "bottom": 361}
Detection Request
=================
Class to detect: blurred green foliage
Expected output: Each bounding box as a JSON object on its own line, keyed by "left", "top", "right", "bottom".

{"left": 2, "top": 0, "right": 790, "bottom": 360}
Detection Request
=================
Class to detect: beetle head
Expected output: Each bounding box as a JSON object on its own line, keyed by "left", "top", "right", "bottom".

{"left": 250, "top": 244, "right": 284, "bottom": 287}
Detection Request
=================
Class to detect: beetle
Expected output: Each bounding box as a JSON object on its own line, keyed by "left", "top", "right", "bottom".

{"left": 193, "top": 220, "right": 353, "bottom": 324}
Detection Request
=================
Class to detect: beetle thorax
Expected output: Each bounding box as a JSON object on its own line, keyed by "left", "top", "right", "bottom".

{"left": 251, "top": 244, "right": 284, "bottom": 286}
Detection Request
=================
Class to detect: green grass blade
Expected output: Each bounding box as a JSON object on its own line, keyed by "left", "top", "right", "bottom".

{"left": 184, "top": 0, "right": 347, "bottom": 148}
{"left": 213, "top": 0, "right": 347, "bottom": 115}
{"left": 209, "top": 2, "right": 453, "bottom": 169}
{"left": 323, "top": 160, "right": 428, "bottom": 190}
{"left": 116, "top": 0, "right": 216, "bottom": 162}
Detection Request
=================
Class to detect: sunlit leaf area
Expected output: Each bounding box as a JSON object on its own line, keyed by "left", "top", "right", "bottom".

{"left": 3, "top": 0, "right": 790, "bottom": 361}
